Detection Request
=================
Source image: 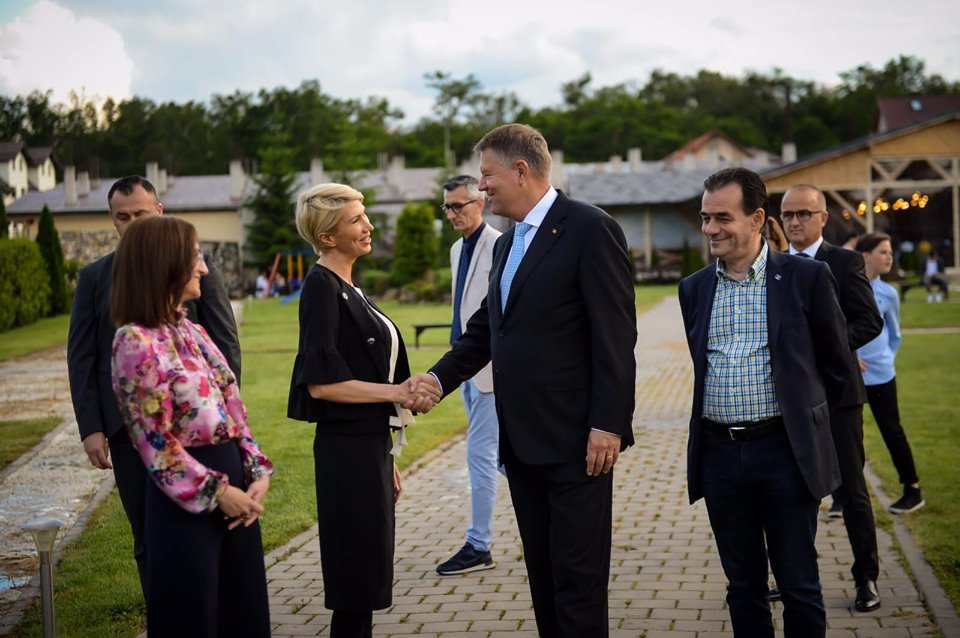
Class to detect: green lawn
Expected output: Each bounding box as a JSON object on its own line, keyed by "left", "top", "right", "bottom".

{"left": 13, "top": 286, "right": 678, "bottom": 637}
{"left": 862, "top": 305, "right": 960, "bottom": 609}
{"left": 0, "top": 417, "right": 62, "bottom": 472}
{"left": 899, "top": 297, "right": 960, "bottom": 329}
{"left": 13, "top": 297, "right": 467, "bottom": 638}
{"left": 635, "top": 283, "right": 677, "bottom": 314}
{"left": 0, "top": 314, "right": 70, "bottom": 362}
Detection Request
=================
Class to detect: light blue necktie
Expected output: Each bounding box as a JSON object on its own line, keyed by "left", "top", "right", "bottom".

{"left": 499, "top": 222, "right": 531, "bottom": 311}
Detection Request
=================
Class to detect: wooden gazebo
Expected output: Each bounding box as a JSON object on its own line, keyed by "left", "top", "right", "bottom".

{"left": 763, "top": 111, "right": 960, "bottom": 269}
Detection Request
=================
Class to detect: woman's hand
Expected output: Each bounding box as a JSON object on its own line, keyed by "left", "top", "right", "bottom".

{"left": 219, "top": 485, "right": 264, "bottom": 529}
{"left": 225, "top": 475, "right": 271, "bottom": 529}
{"left": 393, "top": 462, "right": 403, "bottom": 503}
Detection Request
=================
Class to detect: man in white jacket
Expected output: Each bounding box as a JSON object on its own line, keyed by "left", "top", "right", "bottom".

{"left": 436, "top": 174, "right": 503, "bottom": 575}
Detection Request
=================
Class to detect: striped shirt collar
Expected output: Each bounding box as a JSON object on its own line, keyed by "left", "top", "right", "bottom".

{"left": 715, "top": 241, "right": 769, "bottom": 283}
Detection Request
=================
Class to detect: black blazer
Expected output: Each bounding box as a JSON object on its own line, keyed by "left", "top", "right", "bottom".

{"left": 67, "top": 251, "right": 242, "bottom": 441}
{"left": 678, "top": 249, "right": 850, "bottom": 503}
{"left": 814, "top": 241, "right": 882, "bottom": 408}
{"left": 287, "top": 264, "right": 411, "bottom": 432}
{"left": 430, "top": 192, "right": 637, "bottom": 466}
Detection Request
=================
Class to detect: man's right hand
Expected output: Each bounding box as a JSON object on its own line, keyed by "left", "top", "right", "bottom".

{"left": 405, "top": 373, "right": 442, "bottom": 413}
{"left": 82, "top": 432, "right": 112, "bottom": 469}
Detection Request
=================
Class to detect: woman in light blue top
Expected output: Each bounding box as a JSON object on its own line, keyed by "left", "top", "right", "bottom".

{"left": 856, "top": 233, "right": 924, "bottom": 514}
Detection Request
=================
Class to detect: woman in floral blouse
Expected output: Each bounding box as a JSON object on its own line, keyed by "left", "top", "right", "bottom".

{"left": 111, "top": 216, "right": 273, "bottom": 637}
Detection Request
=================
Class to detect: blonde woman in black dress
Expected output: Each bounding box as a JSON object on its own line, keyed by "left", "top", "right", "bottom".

{"left": 287, "top": 183, "right": 438, "bottom": 637}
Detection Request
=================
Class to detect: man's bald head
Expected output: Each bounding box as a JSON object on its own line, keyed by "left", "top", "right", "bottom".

{"left": 783, "top": 184, "right": 827, "bottom": 211}
{"left": 781, "top": 184, "right": 829, "bottom": 251}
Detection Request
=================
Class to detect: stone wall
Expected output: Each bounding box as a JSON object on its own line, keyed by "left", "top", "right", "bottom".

{"left": 59, "top": 231, "right": 244, "bottom": 299}
{"left": 60, "top": 230, "right": 116, "bottom": 265}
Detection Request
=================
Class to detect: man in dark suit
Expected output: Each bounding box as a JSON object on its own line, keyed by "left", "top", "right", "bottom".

{"left": 67, "top": 175, "right": 240, "bottom": 593}
{"left": 782, "top": 183, "right": 884, "bottom": 612}
{"left": 679, "top": 168, "right": 851, "bottom": 637}
{"left": 409, "top": 124, "right": 637, "bottom": 637}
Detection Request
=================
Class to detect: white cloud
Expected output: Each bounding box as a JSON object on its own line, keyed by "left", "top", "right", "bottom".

{"left": 0, "top": 0, "right": 133, "bottom": 105}
{"left": 3, "top": 0, "right": 958, "bottom": 124}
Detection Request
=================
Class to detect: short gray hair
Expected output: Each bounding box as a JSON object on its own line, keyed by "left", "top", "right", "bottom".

{"left": 474, "top": 123, "right": 552, "bottom": 180}
{"left": 442, "top": 174, "right": 482, "bottom": 199}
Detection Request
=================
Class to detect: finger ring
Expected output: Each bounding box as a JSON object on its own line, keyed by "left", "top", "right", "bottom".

{"left": 605, "top": 455, "right": 613, "bottom": 459}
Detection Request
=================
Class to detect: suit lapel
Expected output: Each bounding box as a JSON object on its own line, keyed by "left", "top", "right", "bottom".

{"left": 463, "top": 226, "right": 491, "bottom": 294}
{"left": 502, "top": 195, "right": 569, "bottom": 318}
{"left": 337, "top": 277, "right": 390, "bottom": 381}
{"left": 766, "top": 249, "right": 789, "bottom": 349}
{"left": 693, "top": 269, "right": 718, "bottom": 378}
{"left": 450, "top": 239, "right": 463, "bottom": 292}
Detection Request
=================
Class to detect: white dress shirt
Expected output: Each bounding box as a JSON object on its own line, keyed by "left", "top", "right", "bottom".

{"left": 788, "top": 235, "right": 824, "bottom": 258}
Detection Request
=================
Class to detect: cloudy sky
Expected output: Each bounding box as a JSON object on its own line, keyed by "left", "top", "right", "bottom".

{"left": 1, "top": 0, "right": 959, "bottom": 123}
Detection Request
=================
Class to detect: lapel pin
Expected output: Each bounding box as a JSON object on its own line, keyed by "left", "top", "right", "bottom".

{"left": 774, "top": 273, "right": 782, "bottom": 281}
{"left": 551, "top": 228, "right": 557, "bottom": 235}
{"left": 341, "top": 292, "right": 348, "bottom": 300}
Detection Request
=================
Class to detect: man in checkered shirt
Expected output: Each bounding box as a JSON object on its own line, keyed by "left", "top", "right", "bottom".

{"left": 678, "top": 167, "right": 851, "bottom": 638}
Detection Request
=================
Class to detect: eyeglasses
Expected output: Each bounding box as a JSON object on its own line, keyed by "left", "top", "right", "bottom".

{"left": 441, "top": 200, "right": 477, "bottom": 214}
{"left": 780, "top": 209, "right": 825, "bottom": 222}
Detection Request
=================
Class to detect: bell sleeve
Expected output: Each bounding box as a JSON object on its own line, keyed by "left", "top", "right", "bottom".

{"left": 288, "top": 272, "right": 355, "bottom": 421}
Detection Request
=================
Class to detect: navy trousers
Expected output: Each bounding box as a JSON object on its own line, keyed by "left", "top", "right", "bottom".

{"left": 144, "top": 441, "right": 270, "bottom": 638}
{"left": 699, "top": 426, "right": 826, "bottom": 638}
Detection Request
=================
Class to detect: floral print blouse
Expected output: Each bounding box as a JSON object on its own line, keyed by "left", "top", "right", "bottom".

{"left": 112, "top": 314, "right": 273, "bottom": 514}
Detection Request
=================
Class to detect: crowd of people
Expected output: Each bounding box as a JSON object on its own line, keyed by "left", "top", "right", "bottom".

{"left": 64, "top": 123, "right": 935, "bottom": 638}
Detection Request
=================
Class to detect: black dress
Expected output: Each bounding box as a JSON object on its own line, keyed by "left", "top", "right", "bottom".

{"left": 287, "top": 264, "right": 411, "bottom": 611}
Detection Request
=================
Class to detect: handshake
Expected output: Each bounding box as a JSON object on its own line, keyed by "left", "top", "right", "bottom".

{"left": 397, "top": 373, "right": 443, "bottom": 413}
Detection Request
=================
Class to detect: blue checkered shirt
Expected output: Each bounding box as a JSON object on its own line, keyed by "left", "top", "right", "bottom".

{"left": 702, "top": 242, "right": 781, "bottom": 424}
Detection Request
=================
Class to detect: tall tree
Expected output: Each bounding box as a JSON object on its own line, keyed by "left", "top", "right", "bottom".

{"left": 390, "top": 202, "right": 437, "bottom": 286}
{"left": 0, "top": 196, "right": 9, "bottom": 239}
{"left": 35, "top": 205, "right": 68, "bottom": 314}
{"left": 244, "top": 130, "right": 301, "bottom": 270}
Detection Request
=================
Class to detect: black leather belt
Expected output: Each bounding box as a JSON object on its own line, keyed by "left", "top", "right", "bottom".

{"left": 701, "top": 416, "right": 784, "bottom": 441}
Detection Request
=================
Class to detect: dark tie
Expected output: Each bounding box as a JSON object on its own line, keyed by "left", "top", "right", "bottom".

{"left": 451, "top": 245, "right": 472, "bottom": 344}
{"left": 797, "top": 252, "right": 810, "bottom": 258}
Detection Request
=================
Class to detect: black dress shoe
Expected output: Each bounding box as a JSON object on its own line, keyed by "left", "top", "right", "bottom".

{"left": 855, "top": 580, "right": 881, "bottom": 612}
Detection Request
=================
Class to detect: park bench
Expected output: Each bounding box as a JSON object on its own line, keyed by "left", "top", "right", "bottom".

{"left": 413, "top": 323, "right": 451, "bottom": 348}
{"left": 898, "top": 278, "right": 924, "bottom": 302}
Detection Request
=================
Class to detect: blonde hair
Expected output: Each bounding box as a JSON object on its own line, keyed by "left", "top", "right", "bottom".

{"left": 295, "top": 183, "right": 364, "bottom": 254}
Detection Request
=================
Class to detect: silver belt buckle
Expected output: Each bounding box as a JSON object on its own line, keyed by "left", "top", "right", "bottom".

{"left": 728, "top": 426, "right": 747, "bottom": 440}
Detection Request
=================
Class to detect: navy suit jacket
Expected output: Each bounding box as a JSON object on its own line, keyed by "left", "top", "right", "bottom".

{"left": 813, "top": 241, "right": 882, "bottom": 408}
{"left": 430, "top": 191, "right": 637, "bottom": 466}
{"left": 678, "top": 248, "right": 849, "bottom": 503}
{"left": 68, "top": 251, "right": 241, "bottom": 440}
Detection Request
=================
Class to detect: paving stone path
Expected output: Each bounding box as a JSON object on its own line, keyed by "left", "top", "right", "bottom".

{"left": 265, "top": 297, "right": 944, "bottom": 637}
{"left": 0, "top": 347, "right": 111, "bottom": 630}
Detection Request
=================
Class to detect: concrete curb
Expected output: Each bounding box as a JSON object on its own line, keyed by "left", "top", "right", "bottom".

{"left": 864, "top": 462, "right": 960, "bottom": 637}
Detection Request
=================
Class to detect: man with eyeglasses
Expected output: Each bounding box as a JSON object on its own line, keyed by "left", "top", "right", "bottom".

{"left": 781, "top": 184, "right": 884, "bottom": 613}
{"left": 435, "top": 174, "right": 503, "bottom": 575}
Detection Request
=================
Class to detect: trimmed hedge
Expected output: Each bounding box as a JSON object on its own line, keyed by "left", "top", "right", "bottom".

{"left": 0, "top": 239, "right": 52, "bottom": 331}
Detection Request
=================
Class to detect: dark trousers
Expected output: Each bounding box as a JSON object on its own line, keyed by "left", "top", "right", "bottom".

{"left": 699, "top": 427, "right": 825, "bottom": 638}
{"left": 502, "top": 447, "right": 613, "bottom": 638}
{"left": 145, "top": 442, "right": 270, "bottom": 638}
{"left": 829, "top": 405, "right": 880, "bottom": 583}
{"left": 331, "top": 609, "right": 373, "bottom": 638}
{"left": 107, "top": 429, "right": 148, "bottom": 597}
{"left": 865, "top": 378, "right": 919, "bottom": 485}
